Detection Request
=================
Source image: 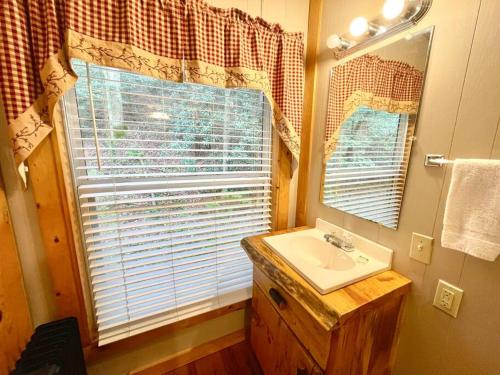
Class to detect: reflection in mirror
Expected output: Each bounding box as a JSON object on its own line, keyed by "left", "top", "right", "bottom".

{"left": 321, "top": 27, "right": 433, "bottom": 229}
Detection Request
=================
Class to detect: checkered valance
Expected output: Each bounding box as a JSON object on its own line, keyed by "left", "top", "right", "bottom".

{"left": 0, "top": 0, "right": 304, "bottom": 164}
{"left": 324, "top": 54, "right": 423, "bottom": 161}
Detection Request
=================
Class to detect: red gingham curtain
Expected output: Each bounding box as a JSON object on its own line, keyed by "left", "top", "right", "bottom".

{"left": 0, "top": 0, "right": 304, "bottom": 164}
{"left": 324, "top": 54, "right": 423, "bottom": 161}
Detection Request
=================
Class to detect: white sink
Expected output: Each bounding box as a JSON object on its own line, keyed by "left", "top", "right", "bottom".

{"left": 263, "top": 219, "right": 393, "bottom": 294}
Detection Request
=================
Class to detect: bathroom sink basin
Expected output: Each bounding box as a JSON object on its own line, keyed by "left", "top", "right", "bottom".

{"left": 263, "top": 219, "right": 393, "bottom": 294}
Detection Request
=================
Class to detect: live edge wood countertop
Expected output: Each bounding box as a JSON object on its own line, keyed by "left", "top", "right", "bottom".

{"left": 241, "top": 227, "right": 412, "bottom": 332}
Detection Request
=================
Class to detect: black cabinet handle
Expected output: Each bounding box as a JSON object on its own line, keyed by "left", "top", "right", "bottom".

{"left": 269, "top": 288, "right": 287, "bottom": 309}
{"left": 297, "top": 366, "right": 308, "bottom": 375}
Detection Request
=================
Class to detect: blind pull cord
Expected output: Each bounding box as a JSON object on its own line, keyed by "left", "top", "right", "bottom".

{"left": 86, "top": 63, "right": 103, "bottom": 170}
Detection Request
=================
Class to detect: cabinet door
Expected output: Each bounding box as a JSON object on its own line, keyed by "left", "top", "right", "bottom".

{"left": 250, "top": 284, "right": 323, "bottom": 375}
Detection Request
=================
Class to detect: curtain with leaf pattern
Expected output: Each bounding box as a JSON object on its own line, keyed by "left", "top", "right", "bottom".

{"left": 324, "top": 54, "right": 423, "bottom": 162}
{"left": 0, "top": 0, "right": 304, "bottom": 164}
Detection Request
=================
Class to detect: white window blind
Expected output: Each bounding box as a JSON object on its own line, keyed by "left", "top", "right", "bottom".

{"left": 62, "top": 60, "right": 272, "bottom": 345}
{"left": 323, "top": 106, "right": 412, "bottom": 229}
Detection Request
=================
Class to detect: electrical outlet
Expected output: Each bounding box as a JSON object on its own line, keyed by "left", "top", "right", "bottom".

{"left": 439, "top": 288, "right": 455, "bottom": 309}
{"left": 433, "top": 280, "right": 463, "bottom": 318}
{"left": 409, "top": 232, "right": 433, "bottom": 264}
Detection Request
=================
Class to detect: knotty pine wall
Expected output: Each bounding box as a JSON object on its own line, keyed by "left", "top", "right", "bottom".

{"left": 305, "top": 1, "right": 500, "bottom": 374}
{"left": 0, "top": 173, "right": 32, "bottom": 374}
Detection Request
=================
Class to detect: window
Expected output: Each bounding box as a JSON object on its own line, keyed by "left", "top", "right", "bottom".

{"left": 62, "top": 60, "right": 272, "bottom": 345}
{"left": 322, "top": 106, "right": 411, "bottom": 229}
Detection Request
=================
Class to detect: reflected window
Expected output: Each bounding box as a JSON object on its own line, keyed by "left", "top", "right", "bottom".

{"left": 323, "top": 106, "right": 410, "bottom": 228}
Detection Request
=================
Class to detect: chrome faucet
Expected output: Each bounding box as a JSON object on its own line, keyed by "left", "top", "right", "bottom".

{"left": 323, "top": 231, "right": 355, "bottom": 252}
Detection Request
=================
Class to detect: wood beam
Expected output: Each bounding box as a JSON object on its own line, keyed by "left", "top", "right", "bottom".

{"left": 296, "top": 0, "right": 324, "bottom": 226}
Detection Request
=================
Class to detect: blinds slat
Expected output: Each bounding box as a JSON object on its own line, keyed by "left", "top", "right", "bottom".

{"left": 83, "top": 201, "right": 271, "bottom": 226}
{"left": 84, "top": 206, "right": 271, "bottom": 234}
{"left": 64, "top": 60, "right": 271, "bottom": 345}
{"left": 85, "top": 210, "right": 271, "bottom": 240}
{"left": 73, "top": 136, "right": 267, "bottom": 148}
{"left": 80, "top": 187, "right": 271, "bottom": 206}
{"left": 73, "top": 118, "right": 270, "bottom": 132}
{"left": 324, "top": 176, "right": 405, "bottom": 187}
{"left": 76, "top": 155, "right": 271, "bottom": 162}
{"left": 76, "top": 87, "right": 269, "bottom": 112}
{"left": 324, "top": 185, "right": 402, "bottom": 201}
{"left": 86, "top": 220, "right": 270, "bottom": 251}
{"left": 325, "top": 173, "right": 403, "bottom": 181}
{"left": 76, "top": 164, "right": 271, "bottom": 171}
{"left": 332, "top": 197, "right": 403, "bottom": 212}
{"left": 323, "top": 191, "right": 403, "bottom": 205}
{"left": 325, "top": 168, "right": 404, "bottom": 178}
{"left": 73, "top": 146, "right": 271, "bottom": 155}
{"left": 77, "top": 172, "right": 271, "bottom": 181}
{"left": 322, "top": 182, "right": 405, "bottom": 195}
{"left": 343, "top": 203, "right": 403, "bottom": 217}
{"left": 73, "top": 127, "right": 270, "bottom": 141}
{"left": 88, "top": 232, "right": 259, "bottom": 262}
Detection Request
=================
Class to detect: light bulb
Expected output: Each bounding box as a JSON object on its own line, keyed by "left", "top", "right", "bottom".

{"left": 349, "top": 17, "right": 369, "bottom": 37}
{"left": 326, "top": 34, "right": 352, "bottom": 50}
{"left": 383, "top": 0, "right": 405, "bottom": 20}
{"left": 377, "top": 26, "right": 388, "bottom": 34}
{"left": 326, "top": 34, "right": 342, "bottom": 49}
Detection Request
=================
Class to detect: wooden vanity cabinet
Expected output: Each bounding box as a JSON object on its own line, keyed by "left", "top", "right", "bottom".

{"left": 251, "top": 284, "right": 323, "bottom": 375}
{"left": 249, "top": 266, "right": 409, "bottom": 375}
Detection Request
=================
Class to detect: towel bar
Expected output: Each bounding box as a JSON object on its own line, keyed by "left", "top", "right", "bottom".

{"left": 424, "top": 154, "right": 454, "bottom": 167}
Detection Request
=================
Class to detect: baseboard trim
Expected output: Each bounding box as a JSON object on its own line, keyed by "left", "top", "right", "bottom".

{"left": 130, "top": 329, "right": 246, "bottom": 375}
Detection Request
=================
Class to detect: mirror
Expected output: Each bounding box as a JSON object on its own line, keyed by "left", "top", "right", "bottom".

{"left": 321, "top": 27, "right": 433, "bottom": 229}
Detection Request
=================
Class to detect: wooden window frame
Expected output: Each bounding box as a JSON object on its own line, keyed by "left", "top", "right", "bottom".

{"left": 27, "top": 86, "right": 292, "bottom": 356}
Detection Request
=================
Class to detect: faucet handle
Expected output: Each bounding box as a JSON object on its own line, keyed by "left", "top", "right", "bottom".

{"left": 341, "top": 232, "right": 355, "bottom": 250}
{"left": 342, "top": 232, "right": 354, "bottom": 243}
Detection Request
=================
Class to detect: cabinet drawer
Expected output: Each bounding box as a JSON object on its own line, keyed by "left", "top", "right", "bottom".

{"left": 251, "top": 284, "right": 323, "bottom": 375}
{"left": 253, "top": 267, "right": 331, "bottom": 369}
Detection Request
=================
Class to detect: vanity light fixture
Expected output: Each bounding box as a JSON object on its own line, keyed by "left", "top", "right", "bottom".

{"left": 383, "top": 0, "right": 406, "bottom": 20}
{"left": 329, "top": 0, "right": 432, "bottom": 59}
{"left": 326, "top": 34, "right": 352, "bottom": 50}
{"left": 349, "top": 17, "right": 385, "bottom": 37}
{"left": 349, "top": 16, "right": 368, "bottom": 36}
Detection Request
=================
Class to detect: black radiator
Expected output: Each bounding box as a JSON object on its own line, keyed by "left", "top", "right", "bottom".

{"left": 12, "top": 317, "right": 86, "bottom": 375}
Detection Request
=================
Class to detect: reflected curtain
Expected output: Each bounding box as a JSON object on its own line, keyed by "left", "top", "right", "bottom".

{"left": 324, "top": 54, "right": 423, "bottom": 162}
{"left": 0, "top": 0, "right": 304, "bottom": 164}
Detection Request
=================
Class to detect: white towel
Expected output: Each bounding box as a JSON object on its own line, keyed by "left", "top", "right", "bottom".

{"left": 441, "top": 159, "right": 500, "bottom": 261}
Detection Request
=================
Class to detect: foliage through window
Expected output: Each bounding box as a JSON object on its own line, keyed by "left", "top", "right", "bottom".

{"left": 62, "top": 60, "right": 272, "bottom": 345}
{"left": 322, "top": 106, "right": 410, "bottom": 228}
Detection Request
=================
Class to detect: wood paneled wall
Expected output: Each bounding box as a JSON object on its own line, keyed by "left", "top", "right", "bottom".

{"left": 301, "top": 0, "right": 500, "bottom": 374}
{"left": 0, "top": 175, "right": 32, "bottom": 374}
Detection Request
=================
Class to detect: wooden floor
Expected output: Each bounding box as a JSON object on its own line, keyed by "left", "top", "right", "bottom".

{"left": 164, "top": 340, "right": 263, "bottom": 375}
